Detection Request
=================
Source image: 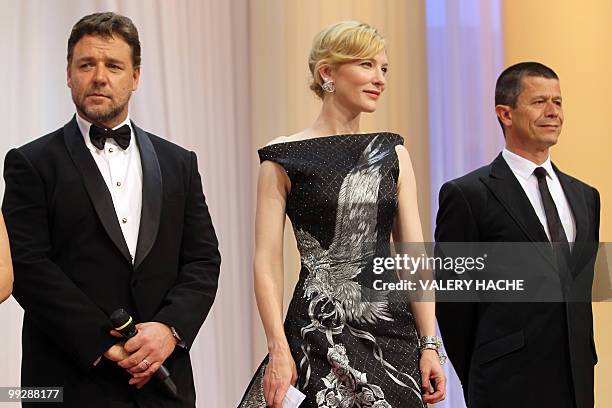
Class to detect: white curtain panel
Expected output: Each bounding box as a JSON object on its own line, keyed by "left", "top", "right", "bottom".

{"left": 425, "top": 0, "right": 505, "bottom": 407}
{"left": 0, "top": 1, "right": 254, "bottom": 407}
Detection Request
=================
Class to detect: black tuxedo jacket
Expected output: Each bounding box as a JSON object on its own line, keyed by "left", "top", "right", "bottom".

{"left": 3, "top": 117, "right": 221, "bottom": 408}
{"left": 435, "top": 153, "right": 599, "bottom": 408}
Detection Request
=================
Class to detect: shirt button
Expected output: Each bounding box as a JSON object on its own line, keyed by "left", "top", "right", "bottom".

{"left": 122, "top": 217, "right": 127, "bottom": 224}
{"left": 108, "top": 147, "right": 114, "bottom": 153}
{"left": 116, "top": 181, "right": 122, "bottom": 187}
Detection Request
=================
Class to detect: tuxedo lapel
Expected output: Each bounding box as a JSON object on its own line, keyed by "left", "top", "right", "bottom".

{"left": 63, "top": 116, "right": 132, "bottom": 264}
{"left": 132, "top": 124, "right": 162, "bottom": 271}
{"left": 554, "top": 164, "right": 588, "bottom": 274}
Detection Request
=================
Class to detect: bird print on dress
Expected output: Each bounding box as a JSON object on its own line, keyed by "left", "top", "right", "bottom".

{"left": 295, "top": 136, "right": 422, "bottom": 405}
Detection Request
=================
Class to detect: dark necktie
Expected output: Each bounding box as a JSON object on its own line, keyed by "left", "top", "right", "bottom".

{"left": 89, "top": 124, "right": 131, "bottom": 150}
{"left": 533, "top": 167, "right": 571, "bottom": 270}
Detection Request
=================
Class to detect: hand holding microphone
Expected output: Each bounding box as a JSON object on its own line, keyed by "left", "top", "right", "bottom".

{"left": 110, "top": 309, "right": 178, "bottom": 397}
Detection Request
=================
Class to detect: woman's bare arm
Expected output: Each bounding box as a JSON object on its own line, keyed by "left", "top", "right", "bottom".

{"left": 253, "top": 160, "right": 297, "bottom": 407}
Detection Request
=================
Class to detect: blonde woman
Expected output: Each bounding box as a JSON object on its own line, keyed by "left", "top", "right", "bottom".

{"left": 0, "top": 212, "right": 13, "bottom": 303}
{"left": 240, "top": 21, "right": 445, "bottom": 407}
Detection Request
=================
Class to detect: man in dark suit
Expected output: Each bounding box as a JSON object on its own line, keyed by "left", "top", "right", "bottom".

{"left": 435, "top": 62, "right": 600, "bottom": 408}
{"left": 2, "top": 12, "right": 221, "bottom": 407}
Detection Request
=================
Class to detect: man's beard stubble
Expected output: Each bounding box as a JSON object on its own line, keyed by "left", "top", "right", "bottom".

{"left": 73, "top": 92, "right": 130, "bottom": 126}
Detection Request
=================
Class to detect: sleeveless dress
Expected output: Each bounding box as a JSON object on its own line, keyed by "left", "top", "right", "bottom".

{"left": 239, "top": 133, "right": 425, "bottom": 408}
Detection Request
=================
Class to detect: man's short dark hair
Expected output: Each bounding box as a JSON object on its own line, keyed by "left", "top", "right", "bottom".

{"left": 495, "top": 62, "right": 558, "bottom": 134}
{"left": 495, "top": 62, "right": 558, "bottom": 108}
{"left": 67, "top": 12, "right": 141, "bottom": 68}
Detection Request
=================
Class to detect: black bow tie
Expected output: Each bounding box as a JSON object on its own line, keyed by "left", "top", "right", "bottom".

{"left": 89, "top": 124, "right": 131, "bottom": 150}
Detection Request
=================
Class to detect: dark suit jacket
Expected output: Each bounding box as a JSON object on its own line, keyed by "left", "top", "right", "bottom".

{"left": 435, "top": 153, "right": 599, "bottom": 408}
{"left": 2, "top": 117, "right": 221, "bottom": 408}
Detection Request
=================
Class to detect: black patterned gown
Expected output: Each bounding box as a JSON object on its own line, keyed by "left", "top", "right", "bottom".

{"left": 240, "top": 133, "right": 425, "bottom": 408}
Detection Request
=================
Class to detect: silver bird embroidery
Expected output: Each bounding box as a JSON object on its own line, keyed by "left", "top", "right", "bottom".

{"left": 295, "top": 136, "right": 422, "bottom": 400}
{"left": 296, "top": 136, "right": 393, "bottom": 340}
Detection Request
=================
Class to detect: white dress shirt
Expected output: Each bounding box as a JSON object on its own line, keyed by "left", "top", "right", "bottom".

{"left": 502, "top": 148, "right": 576, "bottom": 245}
{"left": 76, "top": 113, "right": 143, "bottom": 262}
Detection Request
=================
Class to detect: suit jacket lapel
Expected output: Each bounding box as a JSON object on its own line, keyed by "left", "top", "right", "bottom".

{"left": 63, "top": 116, "right": 132, "bottom": 264}
{"left": 480, "top": 154, "right": 558, "bottom": 272}
{"left": 554, "top": 164, "right": 587, "bottom": 274}
{"left": 132, "top": 123, "right": 162, "bottom": 271}
{"left": 480, "top": 153, "right": 550, "bottom": 242}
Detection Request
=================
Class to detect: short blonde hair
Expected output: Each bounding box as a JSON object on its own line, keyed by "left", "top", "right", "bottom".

{"left": 309, "top": 21, "right": 385, "bottom": 99}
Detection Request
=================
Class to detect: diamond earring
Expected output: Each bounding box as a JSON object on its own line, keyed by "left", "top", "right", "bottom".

{"left": 321, "top": 79, "right": 335, "bottom": 93}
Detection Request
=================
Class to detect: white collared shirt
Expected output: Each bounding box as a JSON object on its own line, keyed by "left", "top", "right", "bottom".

{"left": 76, "top": 113, "right": 143, "bottom": 262}
{"left": 502, "top": 148, "right": 576, "bottom": 244}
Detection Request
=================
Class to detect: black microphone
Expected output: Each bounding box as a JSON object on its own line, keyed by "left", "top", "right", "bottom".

{"left": 109, "top": 308, "right": 178, "bottom": 398}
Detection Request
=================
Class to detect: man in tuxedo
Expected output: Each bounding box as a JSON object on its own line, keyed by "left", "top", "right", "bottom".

{"left": 435, "top": 62, "right": 599, "bottom": 408}
{"left": 2, "top": 12, "right": 221, "bottom": 407}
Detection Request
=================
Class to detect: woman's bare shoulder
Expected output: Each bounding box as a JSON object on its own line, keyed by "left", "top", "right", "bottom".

{"left": 263, "top": 130, "right": 312, "bottom": 147}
